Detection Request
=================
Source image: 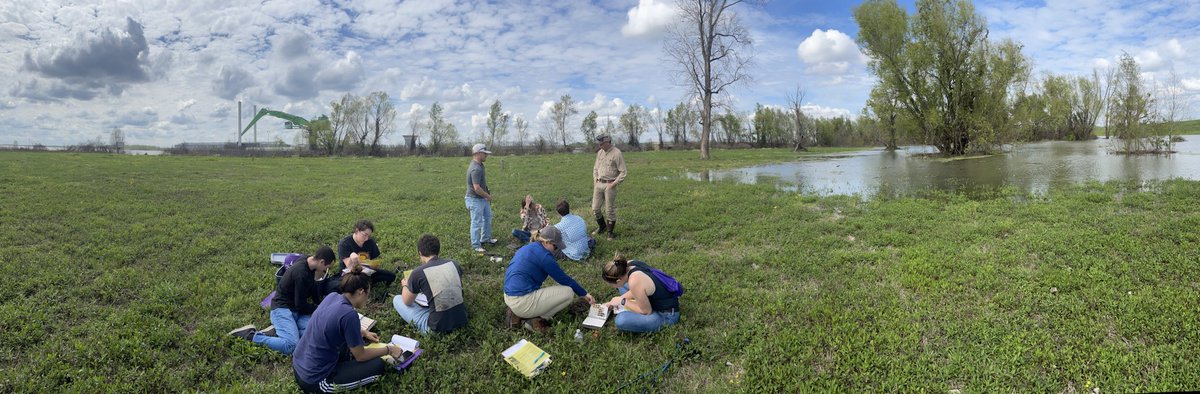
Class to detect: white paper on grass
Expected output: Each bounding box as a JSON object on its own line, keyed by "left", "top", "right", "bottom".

{"left": 391, "top": 334, "right": 419, "bottom": 352}
{"left": 501, "top": 339, "right": 528, "bottom": 358}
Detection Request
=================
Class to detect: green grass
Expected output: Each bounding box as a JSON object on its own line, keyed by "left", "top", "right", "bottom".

{"left": 1095, "top": 118, "right": 1200, "bottom": 137}
{"left": 2, "top": 148, "right": 1199, "bottom": 392}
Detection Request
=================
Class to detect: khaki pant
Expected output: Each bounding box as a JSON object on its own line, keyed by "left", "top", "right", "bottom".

{"left": 504, "top": 286, "right": 575, "bottom": 320}
{"left": 591, "top": 181, "right": 617, "bottom": 221}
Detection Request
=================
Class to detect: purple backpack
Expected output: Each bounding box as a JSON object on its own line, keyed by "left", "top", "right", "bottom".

{"left": 261, "top": 253, "right": 306, "bottom": 309}
{"left": 632, "top": 261, "right": 684, "bottom": 298}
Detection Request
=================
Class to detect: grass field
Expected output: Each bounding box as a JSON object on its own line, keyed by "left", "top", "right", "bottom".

{"left": 3, "top": 148, "right": 1199, "bottom": 392}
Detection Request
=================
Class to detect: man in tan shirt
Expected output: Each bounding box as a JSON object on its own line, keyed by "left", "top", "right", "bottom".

{"left": 592, "top": 134, "right": 627, "bottom": 239}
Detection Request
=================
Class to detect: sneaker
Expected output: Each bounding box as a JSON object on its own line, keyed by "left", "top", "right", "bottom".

{"left": 228, "top": 324, "right": 256, "bottom": 341}
{"left": 473, "top": 247, "right": 487, "bottom": 253}
{"left": 484, "top": 238, "right": 499, "bottom": 245}
{"left": 260, "top": 325, "right": 276, "bottom": 337}
{"left": 522, "top": 318, "right": 549, "bottom": 334}
{"left": 504, "top": 307, "right": 523, "bottom": 329}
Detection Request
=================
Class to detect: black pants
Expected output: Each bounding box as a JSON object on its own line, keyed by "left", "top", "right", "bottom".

{"left": 321, "top": 270, "right": 396, "bottom": 297}
{"left": 294, "top": 355, "right": 386, "bottom": 393}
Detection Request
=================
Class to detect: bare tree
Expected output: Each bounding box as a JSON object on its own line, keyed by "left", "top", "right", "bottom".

{"left": 109, "top": 127, "right": 125, "bottom": 153}
{"left": 665, "top": 0, "right": 757, "bottom": 159}
{"left": 513, "top": 115, "right": 529, "bottom": 148}
{"left": 550, "top": 94, "right": 578, "bottom": 148}
{"left": 326, "top": 93, "right": 359, "bottom": 154}
{"left": 1162, "top": 66, "right": 1190, "bottom": 151}
{"left": 651, "top": 104, "right": 666, "bottom": 149}
{"left": 426, "top": 102, "right": 458, "bottom": 155}
{"left": 785, "top": 85, "right": 809, "bottom": 151}
{"left": 366, "top": 91, "right": 395, "bottom": 155}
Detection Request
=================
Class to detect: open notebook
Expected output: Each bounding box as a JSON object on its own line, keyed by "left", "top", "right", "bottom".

{"left": 581, "top": 304, "right": 625, "bottom": 329}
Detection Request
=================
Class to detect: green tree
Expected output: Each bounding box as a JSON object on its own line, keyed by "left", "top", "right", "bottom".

{"left": 620, "top": 104, "right": 647, "bottom": 148}
{"left": 854, "top": 0, "right": 1029, "bottom": 155}
{"left": 486, "top": 100, "right": 510, "bottom": 149}
{"left": 1109, "top": 53, "right": 1155, "bottom": 153}
{"left": 427, "top": 102, "right": 458, "bottom": 155}
{"left": 665, "top": 102, "right": 695, "bottom": 145}
{"left": 580, "top": 111, "right": 598, "bottom": 149}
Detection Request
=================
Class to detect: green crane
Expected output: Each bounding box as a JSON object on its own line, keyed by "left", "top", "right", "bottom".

{"left": 240, "top": 108, "right": 313, "bottom": 138}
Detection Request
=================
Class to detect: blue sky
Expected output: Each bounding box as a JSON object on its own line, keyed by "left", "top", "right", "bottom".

{"left": 1, "top": 0, "right": 1197, "bottom": 147}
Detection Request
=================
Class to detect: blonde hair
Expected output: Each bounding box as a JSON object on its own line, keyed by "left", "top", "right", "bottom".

{"left": 601, "top": 252, "right": 630, "bottom": 283}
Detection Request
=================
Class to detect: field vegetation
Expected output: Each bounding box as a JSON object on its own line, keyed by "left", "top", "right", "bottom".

{"left": 2, "top": 149, "right": 1199, "bottom": 392}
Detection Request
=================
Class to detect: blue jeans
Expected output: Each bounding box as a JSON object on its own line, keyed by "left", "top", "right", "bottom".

{"left": 512, "top": 229, "right": 531, "bottom": 243}
{"left": 253, "top": 307, "right": 310, "bottom": 354}
{"left": 614, "top": 285, "right": 680, "bottom": 333}
{"left": 393, "top": 295, "right": 432, "bottom": 334}
{"left": 465, "top": 196, "right": 493, "bottom": 248}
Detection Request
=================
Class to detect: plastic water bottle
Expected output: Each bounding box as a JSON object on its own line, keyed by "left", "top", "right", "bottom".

{"left": 574, "top": 329, "right": 583, "bottom": 343}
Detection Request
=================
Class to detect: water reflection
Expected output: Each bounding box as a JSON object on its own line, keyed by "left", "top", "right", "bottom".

{"left": 685, "top": 139, "right": 1200, "bottom": 198}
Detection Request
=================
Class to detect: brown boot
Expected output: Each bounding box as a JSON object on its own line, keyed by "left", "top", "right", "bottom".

{"left": 606, "top": 221, "right": 616, "bottom": 240}
{"left": 523, "top": 317, "right": 549, "bottom": 334}
{"left": 504, "top": 307, "right": 523, "bottom": 329}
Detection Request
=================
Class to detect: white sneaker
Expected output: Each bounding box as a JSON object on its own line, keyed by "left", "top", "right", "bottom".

{"left": 484, "top": 238, "right": 499, "bottom": 245}
{"left": 260, "top": 325, "right": 276, "bottom": 337}
{"left": 473, "top": 247, "right": 486, "bottom": 253}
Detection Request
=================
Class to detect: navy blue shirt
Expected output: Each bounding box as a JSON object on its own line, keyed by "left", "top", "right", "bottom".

{"left": 292, "top": 293, "right": 365, "bottom": 385}
{"left": 503, "top": 243, "right": 586, "bottom": 297}
{"left": 465, "top": 160, "right": 488, "bottom": 198}
{"left": 335, "top": 234, "right": 381, "bottom": 275}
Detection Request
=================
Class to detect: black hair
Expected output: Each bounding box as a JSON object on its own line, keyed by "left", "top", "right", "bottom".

{"left": 555, "top": 199, "right": 570, "bottom": 216}
{"left": 353, "top": 219, "right": 374, "bottom": 233}
{"left": 338, "top": 265, "right": 373, "bottom": 295}
{"left": 314, "top": 245, "right": 336, "bottom": 265}
{"left": 602, "top": 253, "right": 630, "bottom": 283}
{"left": 417, "top": 234, "right": 440, "bottom": 257}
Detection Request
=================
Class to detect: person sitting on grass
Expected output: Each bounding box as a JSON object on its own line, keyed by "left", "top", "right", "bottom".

{"left": 502, "top": 226, "right": 595, "bottom": 333}
{"left": 552, "top": 199, "right": 595, "bottom": 262}
{"left": 601, "top": 254, "right": 681, "bottom": 333}
{"left": 292, "top": 267, "right": 406, "bottom": 393}
{"left": 325, "top": 219, "right": 397, "bottom": 297}
{"left": 229, "top": 246, "right": 335, "bottom": 355}
{"left": 392, "top": 234, "right": 468, "bottom": 334}
{"left": 511, "top": 194, "right": 548, "bottom": 244}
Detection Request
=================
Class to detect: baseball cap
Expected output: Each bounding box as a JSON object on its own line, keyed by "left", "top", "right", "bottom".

{"left": 472, "top": 143, "right": 492, "bottom": 154}
{"left": 535, "top": 226, "right": 566, "bottom": 250}
{"left": 596, "top": 134, "right": 611, "bottom": 143}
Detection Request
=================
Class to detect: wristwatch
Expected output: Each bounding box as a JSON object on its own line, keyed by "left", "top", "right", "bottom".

{"left": 620, "top": 298, "right": 626, "bottom": 305}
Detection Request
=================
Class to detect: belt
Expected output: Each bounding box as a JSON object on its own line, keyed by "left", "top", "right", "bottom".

{"left": 597, "top": 179, "right": 615, "bottom": 183}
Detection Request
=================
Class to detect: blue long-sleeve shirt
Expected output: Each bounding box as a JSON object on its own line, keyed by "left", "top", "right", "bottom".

{"left": 503, "top": 242, "right": 587, "bottom": 297}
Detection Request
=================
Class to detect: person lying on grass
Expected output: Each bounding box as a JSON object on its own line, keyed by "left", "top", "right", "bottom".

{"left": 324, "top": 219, "right": 397, "bottom": 297}
{"left": 502, "top": 226, "right": 595, "bottom": 333}
{"left": 292, "top": 267, "right": 405, "bottom": 393}
{"left": 392, "top": 234, "right": 468, "bottom": 334}
{"left": 229, "top": 246, "right": 334, "bottom": 355}
{"left": 511, "top": 194, "right": 549, "bottom": 244}
{"left": 601, "top": 255, "right": 681, "bottom": 333}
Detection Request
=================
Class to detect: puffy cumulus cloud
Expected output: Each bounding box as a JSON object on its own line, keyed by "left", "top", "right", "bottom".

{"left": 1182, "top": 79, "right": 1200, "bottom": 91}
{"left": 621, "top": 0, "right": 676, "bottom": 37}
{"left": 796, "top": 29, "right": 866, "bottom": 75}
{"left": 315, "top": 51, "right": 365, "bottom": 91}
{"left": 577, "top": 93, "right": 628, "bottom": 118}
{"left": 17, "top": 17, "right": 152, "bottom": 101}
{"left": 212, "top": 65, "right": 256, "bottom": 100}
{"left": 400, "top": 77, "right": 439, "bottom": 101}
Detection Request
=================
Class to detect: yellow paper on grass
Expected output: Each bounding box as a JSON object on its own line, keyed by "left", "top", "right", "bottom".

{"left": 501, "top": 339, "right": 551, "bottom": 378}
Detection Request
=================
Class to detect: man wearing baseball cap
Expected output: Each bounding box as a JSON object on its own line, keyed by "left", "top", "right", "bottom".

{"left": 501, "top": 226, "right": 595, "bottom": 333}
{"left": 466, "top": 143, "right": 496, "bottom": 253}
{"left": 592, "top": 134, "right": 626, "bottom": 239}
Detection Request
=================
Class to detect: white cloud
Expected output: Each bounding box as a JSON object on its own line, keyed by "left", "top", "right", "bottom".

{"left": 802, "top": 103, "right": 853, "bottom": 119}
{"left": 796, "top": 29, "right": 865, "bottom": 75}
{"left": 1182, "top": 79, "right": 1200, "bottom": 91}
{"left": 621, "top": 0, "right": 676, "bottom": 37}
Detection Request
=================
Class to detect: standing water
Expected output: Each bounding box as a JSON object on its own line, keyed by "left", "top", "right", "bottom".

{"left": 685, "top": 139, "right": 1200, "bottom": 198}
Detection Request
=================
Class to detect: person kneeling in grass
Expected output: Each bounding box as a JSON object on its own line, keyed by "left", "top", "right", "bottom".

{"left": 393, "top": 234, "right": 468, "bottom": 334}
{"left": 229, "top": 246, "right": 334, "bottom": 355}
{"left": 502, "top": 226, "right": 595, "bottom": 333}
{"left": 601, "top": 255, "right": 680, "bottom": 333}
{"left": 552, "top": 199, "right": 594, "bottom": 262}
{"left": 292, "top": 267, "right": 405, "bottom": 393}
